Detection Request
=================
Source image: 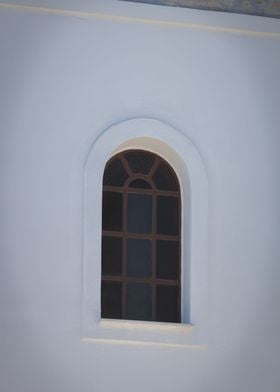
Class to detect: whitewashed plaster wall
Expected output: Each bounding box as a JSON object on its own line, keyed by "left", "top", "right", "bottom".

{"left": 0, "top": 1, "right": 280, "bottom": 391}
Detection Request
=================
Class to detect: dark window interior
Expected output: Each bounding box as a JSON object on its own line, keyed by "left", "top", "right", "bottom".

{"left": 127, "top": 194, "right": 152, "bottom": 234}
{"left": 102, "top": 192, "right": 123, "bottom": 231}
{"left": 103, "top": 158, "right": 128, "bottom": 186}
{"left": 127, "top": 239, "right": 152, "bottom": 277}
{"left": 101, "top": 150, "right": 181, "bottom": 323}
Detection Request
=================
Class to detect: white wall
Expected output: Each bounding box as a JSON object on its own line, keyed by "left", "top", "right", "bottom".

{"left": 1, "top": 1, "right": 280, "bottom": 391}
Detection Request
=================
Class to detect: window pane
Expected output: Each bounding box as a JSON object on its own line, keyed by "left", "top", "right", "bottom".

{"left": 126, "top": 283, "right": 152, "bottom": 321}
{"left": 129, "top": 179, "right": 151, "bottom": 189}
{"left": 127, "top": 239, "right": 151, "bottom": 277}
{"left": 102, "top": 237, "right": 122, "bottom": 276}
{"left": 103, "top": 158, "right": 128, "bottom": 186}
{"left": 156, "top": 240, "right": 179, "bottom": 280}
{"left": 152, "top": 162, "right": 179, "bottom": 191}
{"left": 101, "top": 282, "right": 122, "bottom": 319}
{"left": 157, "top": 196, "right": 179, "bottom": 235}
{"left": 125, "top": 151, "right": 154, "bottom": 174}
{"left": 156, "top": 285, "right": 180, "bottom": 323}
{"left": 102, "top": 191, "right": 122, "bottom": 231}
{"left": 127, "top": 194, "right": 152, "bottom": 233}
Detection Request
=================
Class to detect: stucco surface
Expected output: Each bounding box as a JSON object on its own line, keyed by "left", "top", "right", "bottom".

{"left": 0, "top": 2, "right": 280, "bottom": 392}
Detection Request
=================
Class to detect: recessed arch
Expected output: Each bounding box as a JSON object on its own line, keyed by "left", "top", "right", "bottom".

{"left": 83, "top": 118, "right": 208, "bottom": 346}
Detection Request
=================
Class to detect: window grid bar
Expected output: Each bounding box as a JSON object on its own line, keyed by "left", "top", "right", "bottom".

{"left": 151, "top": 192, "right": 157, "bottom": 321}
{"left": 102, "top": 275, "right": 180, "bottom": 286}
{"left": 121, "top": 192, "right": 128, "bottom": 319}
{"left": 148, "top": 156, "right": 160, "bottom": 178}
{"left": 102, "top": 230, "right": 179, "bottom": 241}
{"left": 103, "top": 185, "right": 179, "bottom": 197}
{"left": 177, "top": 196, "right": 182, "bottom": 323}
{"left": 119, "top": 154, "right": 133, "bottom": 176}
{"left": 124, "top": 174, "right": 155, "bottom": 189}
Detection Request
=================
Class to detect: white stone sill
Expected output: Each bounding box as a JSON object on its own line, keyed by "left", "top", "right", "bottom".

{"left": 82, "top": 318, "right": 207, "bottom": 349}
{"left": 81, "top": 337, "right": 206, "bottom": 349}
{"left": 100, "top": 318, "right": 194, "bottom": 332}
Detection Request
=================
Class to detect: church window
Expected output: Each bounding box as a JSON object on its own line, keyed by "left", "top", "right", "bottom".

{"left": 101, "top": 150, "right": 181, "bottom": 323}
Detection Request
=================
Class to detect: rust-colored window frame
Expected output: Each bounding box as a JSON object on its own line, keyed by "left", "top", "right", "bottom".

{"left": 101, "top": 149, "right": 181, "bottom": 323}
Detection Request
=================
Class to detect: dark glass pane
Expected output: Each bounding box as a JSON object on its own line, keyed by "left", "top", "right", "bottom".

{"left": 125, "top": 151, "right": 154, "bottom": 174}
{"left": 156, "top": 241, "right": 179, "bottom": 280}
{"left": 156, "top": 285, "right": 180, "bottom": 323}
{"left": 102, "top": 191, "right": 122, "bottom": 231}
{"left": 102, "top": 237, "right": 122, "bottom": 276}
{"left": 129, "top": 179, "right": 152, "bottom": 189}
{"left": 152, "top": 162, "right": 179, "bottom": 191}
{"left": 103, "top": 158, "right": 128, "bottom": 186}
{"left": 126, "top": 283, "right": 151, "bottom": 321}
{"left": 127, "top": 239, "right": 151, "bottom": 277}
{"left": 127, "top": 194, "right": 152, "bottom": 233}
{"left": 157, "top": 196, "right": 179, "bottom": 235}
{"left": 101, "top": 281, "right": 122, "bottom": 319}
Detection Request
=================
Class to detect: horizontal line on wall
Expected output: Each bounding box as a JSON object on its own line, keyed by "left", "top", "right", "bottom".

{"left": 81, "top": 337, "right": 206, "bottom": 349}
{"left": 0, "top": 2, "right": 279, "bottom": 38}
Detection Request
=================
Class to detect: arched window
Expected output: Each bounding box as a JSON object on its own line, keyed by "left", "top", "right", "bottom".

{"left": 101, "top": 150, "right": 181, "bottom": 323}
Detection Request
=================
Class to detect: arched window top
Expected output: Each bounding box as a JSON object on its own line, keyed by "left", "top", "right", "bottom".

{"left": 103, "top": 149, "right": 180, "bottom": 192}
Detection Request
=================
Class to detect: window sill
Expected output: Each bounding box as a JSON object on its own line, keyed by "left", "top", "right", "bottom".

{"left": 100, "top": 318, "right": 193, "bottom": 332}
{"left": 82, "top": 318, "right": 206, "bottom": 348}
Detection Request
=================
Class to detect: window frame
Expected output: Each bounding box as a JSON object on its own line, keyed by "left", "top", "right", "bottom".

{"left": 82, "top": 118, "right": 208, "bottom": 348}
{"left": 101, "top": 150, "right": 181, "bottom": 323}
